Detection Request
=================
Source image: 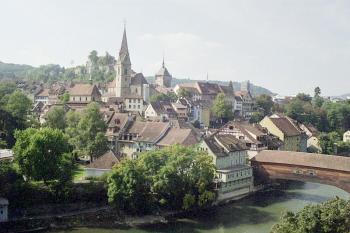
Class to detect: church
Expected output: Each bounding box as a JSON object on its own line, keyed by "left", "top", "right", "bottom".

{"left": 103, "top": 27, "right": 172, "bottom": 104}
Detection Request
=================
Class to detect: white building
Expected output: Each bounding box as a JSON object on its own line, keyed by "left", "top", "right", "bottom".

{"left": 200, "top": 134, "right": 253, "bottom": 202}
{"left": 344, "top": 131, "right": 350, "bottom": 142}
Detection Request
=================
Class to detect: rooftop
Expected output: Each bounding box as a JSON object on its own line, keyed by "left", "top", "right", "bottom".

{"left": 157, "top": 128, "right": 198, "bottom": 147}
{"left": 252, "top": 150, "right": 350, "bottom": 172}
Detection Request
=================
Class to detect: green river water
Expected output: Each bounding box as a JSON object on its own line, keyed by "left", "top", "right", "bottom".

{"left": 57, "top": 181, "right": 349, "bottom": 233}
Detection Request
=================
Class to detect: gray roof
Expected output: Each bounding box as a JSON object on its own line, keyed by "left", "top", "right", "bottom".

{"left": 131, "top": 73, "right": 148, "bottom": 86}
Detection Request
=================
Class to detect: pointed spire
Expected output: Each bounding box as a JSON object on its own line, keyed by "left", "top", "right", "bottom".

{"left": 162, "top": 53, "right": 165, "bottom": 68}
{"left": 119, "top": 23, "right": 129, "bottom": 57}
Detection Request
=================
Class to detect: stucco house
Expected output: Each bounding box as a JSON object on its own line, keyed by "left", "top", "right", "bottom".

{"left": 260, "top": 114, "right": 307, "bottom": 152}
{"left": 344, "top": 130, "right": 350, "bottom": 142}
{"left": 200, "top": 134, "right": 253, "bottom": 202}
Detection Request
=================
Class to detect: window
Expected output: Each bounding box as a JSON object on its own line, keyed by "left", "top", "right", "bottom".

{"left": 129, "top": 105, "right": 131, "bottom": 108}
{"left": 138, "top": 105, "right": 140, "bottom": 109}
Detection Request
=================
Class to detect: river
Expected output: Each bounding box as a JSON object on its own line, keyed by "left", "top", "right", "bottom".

{"left": 57, "top": 181, "right": 349, "bottom": 233}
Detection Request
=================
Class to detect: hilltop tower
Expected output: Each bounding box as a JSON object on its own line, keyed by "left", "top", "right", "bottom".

{"left": 115, "top": 26, "right": 132, "bottom": 97}
{"left": 155, "top": 57, "right": 172, "bottom": 88}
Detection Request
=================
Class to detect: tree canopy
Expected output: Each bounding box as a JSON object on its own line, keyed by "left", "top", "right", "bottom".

{"left": 13, "top": 127, "right": 74, "bottom": 184}
{"left": 256, "top": 94, "right": 274, "bottom": 116}
{"left": 212, "top": 93, "right": 233, "bottom": 120}
{"left": 271, "top": 198, "right": 350, "bottom": 233}
{"left": 107, "top": 145, "right": 216, "bottom": 213}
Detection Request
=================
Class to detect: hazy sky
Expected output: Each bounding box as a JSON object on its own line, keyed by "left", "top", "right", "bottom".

{"left": 1, "top": 0, "right": 350, "bottom": 96}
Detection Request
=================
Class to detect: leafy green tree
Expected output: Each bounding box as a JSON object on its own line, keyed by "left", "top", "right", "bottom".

{"left": 13, "top": 127, "right": 74, "bottom": 185}
{"left": 177, "top": 88, "right": 192, "bottom": 98}
{"left": 59, "top": 92, "right": 70, "bottom": 104}
{"left": 5, "top": 90, "right": 32, "bottom": 122}
{"left": 107, "top": 145, "right": 216, "bottom": 213}
{"left": 249, "top": 112, "right": 265, "bottom": 124}
{"left": 318, "top": 131, "right": 341, "bottom": 155}
{"left": 314, "top": 86, "right": 321, "bottom": 97}
{"left": 0, "top": 160, "right": 23, "bottom": 196}
{"left": 45, "top": 106, "right": 66, "bottom": 130}
{"left": 0, "top": 109, "right": 25, "bottom": 148}
{"left": 0, "top": 82, "right": 17, "bottom": 102}
{"left": 271, "top": 197, "right": 350, "bottom": 233}
{"left": 212, "top": 93, "right": 233, "bottom": 120}
{"left": 107, "top": 159, "right": 151, "bottom": 214}
{"left": 67, "top": 102, "right": 108, "bottom": 161}
{"left": 296, "top": 93, "right": 312, "bottom": 102}
{"left": 150, "top": 93, "right": 178, "bottom": 103}
{"left": 256, "top": 94, "right": 274, "bottom": 115}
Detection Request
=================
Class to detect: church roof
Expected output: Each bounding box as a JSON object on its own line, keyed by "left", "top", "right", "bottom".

{"left": 156, "top": 59, "right": 171, "bottom": 77}
{"left": 118, "top": 27, "right": 131, "bottom": 64}
{"left": 131, "top": 73, "right": 148, "bottom": 86}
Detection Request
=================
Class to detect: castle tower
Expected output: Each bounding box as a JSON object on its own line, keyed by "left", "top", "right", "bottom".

{"left": 155, "top": 57, "right": 172, "bottom": 88}
{"left": 115, "top": 26, "right": 132, "bottom": 97}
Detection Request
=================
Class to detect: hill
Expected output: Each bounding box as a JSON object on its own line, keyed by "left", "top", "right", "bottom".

{"left": 0, "top": 60, "right": 274, "bottom": 97}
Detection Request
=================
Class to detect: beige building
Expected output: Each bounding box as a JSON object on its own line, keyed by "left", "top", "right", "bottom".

{"left": 260, "top": 114, "right": 307, "bottom": 152}
{"left": 68, "top": 84, "right": 101, "bottom": 103}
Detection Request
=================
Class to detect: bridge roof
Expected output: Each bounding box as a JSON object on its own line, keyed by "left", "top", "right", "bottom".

{"left": 252, "top": 150, "right": 350, "bottom": 172}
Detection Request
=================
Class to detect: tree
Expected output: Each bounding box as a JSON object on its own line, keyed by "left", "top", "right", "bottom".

{"left": 107, "top": 159, "right": 151, "bottom": 214}
{"left": 296, "top": 93, "right": 312, "bottom": 102}
{"left": 68, "top": 102, "right": 108, "bottom": 161}
{"left": 4, "top": 90, "right": 32, "bottom": 122}
{"left": 271, "top": 197, "right": 350, "bottom": 233}
{"left": 0, "top": 109, "right": 25, "bottom": 148}
{"left": 45, "top": 106, "right": 66, "bottom": 130}
{"left": 318, "top": 131, "right": 341, "bottom": 155}
{"left": 314, "top": 86, "right": 321, "bottom": 97}
{"left": 13, "top": 127, "right": 74, "bottom": 185}
{"left": 212, "top": 93, "right": 233, "bottom": 121}
{"left": 177, "top": 88, "right": 192, "bottom": 98}
{"left": 249, "top": 112, "right": 264, "bottom": 123}
{"left": 59, "top": 92, "right": 70, "bottom": 104}
{"left": 107, "top": 145, "right": 216, "bottom": 213}
{"left": 150, "top": 92, "right": 177, "bottom": 103}
{"left": 256, "top": 94, "right": 274, "bottom": 115}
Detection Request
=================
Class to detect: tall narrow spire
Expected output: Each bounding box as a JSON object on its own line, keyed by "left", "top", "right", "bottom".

{"left": 119, "top": 24, "right": 129, "bottom": 57}
{"left": 162, "top": 53, "right": 165, "bottom": 68}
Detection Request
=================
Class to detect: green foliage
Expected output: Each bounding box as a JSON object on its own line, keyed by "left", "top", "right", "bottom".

{"left": 177, "top": 88, "right": 193, "bottom": 98}
{"left": 212, "top": 93, "right": 233, "bottom": 120}
{"left": 44, "top": 106, "right": 66, "bottom": 130}
{"left": 4, "top": 90, "right": 32, "bottom": 122}
{"left": 150, "top": 92, "right": 178, "bottom": 103}
{"left": 107, "top": 159, "right": 151, "bottom": 214}
{"left": 256, "top": 94, "right": 274, "bottom": 115}
{"left": 59, "top": 92, "right": 70, "bottom": 104}
{"left": 66, "top": 102, "right": 108, "bottom": 161}
{"left": 249, "top": 112, "right": 265, "bottom": 123}
{"left": 13, "top": 127, "right": 74, "bottom": 184}
{"left": 296, "top": 93, "right": 312, "bottom": 102}
{"left": 271, "top": 197, "right": 350, "bottom": 233}
{"left": 0, "top": 160, "right": 23, "bottom": 196}
{"left": 107, "top": 145, "right": 216, "bottom": 213}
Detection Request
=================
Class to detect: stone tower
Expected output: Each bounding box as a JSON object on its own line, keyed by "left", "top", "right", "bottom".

{"left": 155, "top": 58, "right": 172, "bottom": 88}
{"left": 115, "top": 27, "right": 132, "bottom": 97}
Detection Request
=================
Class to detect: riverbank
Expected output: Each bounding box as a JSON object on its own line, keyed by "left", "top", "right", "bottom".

{"left": 2, "top": 181, "right": 349, "bottom": 233}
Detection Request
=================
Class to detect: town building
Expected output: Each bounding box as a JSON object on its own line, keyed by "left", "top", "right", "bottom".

{"left": 260, "top": 114, "right": 307, "bottom": 152}
{"left": 157, "top": 128, "right": 198, "bottom": 147}
{"left": 155, "top": 58, "right": 172, "bottom": 88}
{"left": 68, "top": 83, "right": 101, "bottom": 103}
{"left": 219, "top": 121, "right": 283, "bottom": 159}
{"left": 200, "top": 134, "right": 253, "bottom": 201}
{"left": 85, "top": 150, "right": 122, "bottom": 177}
{"left": 123, "top": 95, "right": 145, "bottom": 114}
{"left": 300, "top": 123, "right": 322, "bottom": 153}
{"left": 144, "top": 101, "right": 177, "bottom": 121}
{"left": 344, "top": 130, "right": 350, "bottom": 143}
{"left": 34, "top": 88, "right": 49, "bottom": 104}
{"left": 118, "top": 121, "right": 171, "bottom": 159}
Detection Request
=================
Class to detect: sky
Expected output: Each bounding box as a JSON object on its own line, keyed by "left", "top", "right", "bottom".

{"left": 1, "top": 0, "right": 350, "bottom": 96}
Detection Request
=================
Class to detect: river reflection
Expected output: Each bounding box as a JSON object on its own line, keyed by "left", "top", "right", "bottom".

{"left": 57, "top": 181, "right": 350, "bottom": 233}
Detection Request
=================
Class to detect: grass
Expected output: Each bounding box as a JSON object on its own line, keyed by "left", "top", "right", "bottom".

{"left": 73, "top": 165, "right": 86, "bottom": 181}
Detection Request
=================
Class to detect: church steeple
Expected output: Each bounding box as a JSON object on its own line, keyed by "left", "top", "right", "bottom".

{"left": 119, "top": 26, "right": 129, "bottom": 58}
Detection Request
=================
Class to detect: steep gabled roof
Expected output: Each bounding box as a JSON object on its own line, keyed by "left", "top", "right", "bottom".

{"left": 68, "top": 84, "right": 99, "bottom": 96}
{"left": 127, "top": 121, "right": 170, "bottom": 143}
{"left": 87, "top": 150, "right": 121, "bottom": 169}
{"left": 204, "top": 134, "right": 247, "bottom": 157}
{"left": 131, "top": 73, "right": 148, "bottom": 86}
{"left": 157, "top": 128, "right": 198, "bottom": 147}
{"left": 269, "top": 117, "right": 301, "bottom": 136}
